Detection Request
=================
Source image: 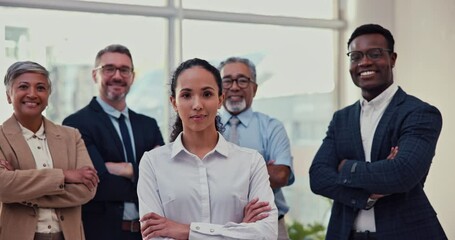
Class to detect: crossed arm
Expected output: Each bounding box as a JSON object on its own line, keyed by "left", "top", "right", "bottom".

{"left": 310, "top": 105, "right": 442, "bottom": 209}
{"left": 139, "top": 198, "right": 272, "bottom": 240}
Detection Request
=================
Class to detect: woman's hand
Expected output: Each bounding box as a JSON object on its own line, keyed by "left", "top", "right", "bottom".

{"left": 242, "top": 197, "right": 271, "bottom": 223}
{"left": 0, "top": 159, "right": 14, "bottom": 171}
{"left": 140, "top": 212, "right": 190, "bottom": 240}
{"left": 63, "top": 166, "right": 99, "bottom": 191}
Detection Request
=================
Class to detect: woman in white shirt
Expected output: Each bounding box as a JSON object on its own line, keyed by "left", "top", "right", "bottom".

{"left": 138, "top": 58, "right": 278, "bottom": 240}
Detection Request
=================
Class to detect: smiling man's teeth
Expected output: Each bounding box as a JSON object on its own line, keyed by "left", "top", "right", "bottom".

{"left": 360, "top": 71, "right": 375, "bottom": 76}
{"left": 24, "top": 102, "right": 38, "bottom": 107}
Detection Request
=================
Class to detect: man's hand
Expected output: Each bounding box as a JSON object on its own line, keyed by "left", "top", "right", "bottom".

{"left": 243, "top": 197, "right": 271, "bottom": 223}
{"left": 387, "top": 146, "right": 398, "bottom": 160}
{"left": 105, "top": 162, "right": 134, "bottom": 179}
{"left": 337, "top": 159, "right": 347, "bottom": 172}
{"left": 63, "top": 166, "right": 99, "bottom": 191}
{"left": 267, "top": 160, "right": 291, "bottom": 189}
{"left": 140, "top": 212, "right": 190, "bottom": 240}
{"left": 0, "top": 159, "right": 14, "bottom": 171}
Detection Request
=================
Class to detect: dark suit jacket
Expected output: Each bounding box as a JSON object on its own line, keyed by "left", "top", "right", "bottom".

{"left": 309, "top": 88, "right": 447, "bottom": 240}
{"left": 63, "top": 97, "right": 164, "bottom": 240}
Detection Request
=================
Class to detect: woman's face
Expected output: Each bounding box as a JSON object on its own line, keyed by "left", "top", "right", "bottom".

{"left": 7, "top": 72, "right": 50, "bottom": 121}
{"left": 171, "top": 66, "right": 224, "bottom": 134}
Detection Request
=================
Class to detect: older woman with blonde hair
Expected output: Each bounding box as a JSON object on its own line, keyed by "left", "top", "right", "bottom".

{"left": 0, "top": 61, "right": 99, "bottom": 240}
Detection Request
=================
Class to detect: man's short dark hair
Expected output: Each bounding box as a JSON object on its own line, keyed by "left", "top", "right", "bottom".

{"left": 95, "top": 44, "right": 134, "bottom": 69}
{"left": 347, "top": 24, "right": 395, "bottom": 52}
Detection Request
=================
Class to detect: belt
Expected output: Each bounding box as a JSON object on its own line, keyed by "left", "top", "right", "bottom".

{"left": 34, "top": 232, "right": 64, "bottom": 240}
{"left": 350, "top": 230, "right": 377, "bottom": 240}
{"left": 122, "top": 220, "right": 141, "bottom": 232}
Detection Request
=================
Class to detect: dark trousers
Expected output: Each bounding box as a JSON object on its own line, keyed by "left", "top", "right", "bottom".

{"left": 349, "top": 231, "right": 377, "bottom": 240}
{"left": 34, "top": 232, "right": 64, "bottom": 240}
{"left": 120, "top": 230, "right": 142, "bottom": 240}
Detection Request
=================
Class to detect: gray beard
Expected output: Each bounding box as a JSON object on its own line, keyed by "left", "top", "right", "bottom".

{"left": 225, "top": 98, "right": 247, "bottom": 113}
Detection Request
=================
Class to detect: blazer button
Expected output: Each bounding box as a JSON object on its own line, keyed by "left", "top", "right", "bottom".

{"left": 33, "top": 204, "right": 38, "bottom": 208}
{"left": 27, "top": 202, "right": 32, "bottom": 206}
{"left": 351, "top": 199, "right": 357, "bottom": 205}
{"left": 59, "top": 184, "right": 65, "bottom": 189}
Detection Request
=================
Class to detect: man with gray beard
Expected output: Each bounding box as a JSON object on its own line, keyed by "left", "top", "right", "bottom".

{"left": 219, "top": 57, "right": 295, "bottom": 240}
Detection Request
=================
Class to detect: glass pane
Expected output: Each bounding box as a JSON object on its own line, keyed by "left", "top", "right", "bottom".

{"left": 0, "top": 7, "right": 167, "bottom": 131}
{"left": 183, "top": 0, "right": 335, "bottom": 19}
{"left": 182, "top": 20, "right": 335, "bottom": 226}
{"left": 75, "top": 0, "right": 166, "bottom": 7}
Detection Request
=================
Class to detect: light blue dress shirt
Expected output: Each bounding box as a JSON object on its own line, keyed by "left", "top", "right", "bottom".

{"left": 220, "top": 107, "right": 295, "bottom": 216}
{"left": 96, "top": 96, "right": 138, "bottom": 220}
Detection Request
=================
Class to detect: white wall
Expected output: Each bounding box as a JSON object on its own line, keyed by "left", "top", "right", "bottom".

{"left": 395, "top": 1, "right": 455, "bottom": 238}
{"left": 341, "top": 0, "right": 454, "bottom": 238}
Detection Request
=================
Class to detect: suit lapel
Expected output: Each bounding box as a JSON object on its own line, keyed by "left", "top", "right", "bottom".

{"left": 350, "top": 102, "right": 366, "bottom": 161}
{"left": 129, "top": 110, "right": 141, "bottom": 162}
{"left": 2, "top": 116, "right": 37, "bottom": 170}
{"left": 44, "top": 118, "right": 68, "bottom": 170}
{"left": 371, "top": 88, "right": 406, "bottom": 162}
{"left": 90, "top": 98, "right": 126, "bottom": 162}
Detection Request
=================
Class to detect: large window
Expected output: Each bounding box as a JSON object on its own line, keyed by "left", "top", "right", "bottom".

{"left": 0, "top": 7, "right": 167, "bottom": 127}
{"left": 0, "top": 0, "right": 341, "bottom": 229}
{"left": 182, "top": 0, "right": 334, "bottom": 19}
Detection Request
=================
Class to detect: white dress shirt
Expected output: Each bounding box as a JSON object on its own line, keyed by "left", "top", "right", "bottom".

{"left": 19, "top": 122, "right": 61, "bottom": 233}
{"left": 138, "top": 133, "right": 278, "bottom": 239}
{"left": 353, "top": 83, "right": 398, "bottom": 232}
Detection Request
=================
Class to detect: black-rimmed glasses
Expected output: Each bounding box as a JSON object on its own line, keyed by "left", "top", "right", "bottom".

{"left": 222, "top": 77, "right": 255, "bottom": 89}
{"left": 347, "top": 48, "right": 392, "bottom": 63}
{"left": 95, "top": 64, "right": 133, "bottom": 77}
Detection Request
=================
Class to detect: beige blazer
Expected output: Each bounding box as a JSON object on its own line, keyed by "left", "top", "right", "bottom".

{"left": 0, "top": 115, "right": 96, "bottom": 240}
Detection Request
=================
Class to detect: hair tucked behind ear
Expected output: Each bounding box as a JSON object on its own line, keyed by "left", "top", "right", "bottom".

{"left": 169, "top": 58, "right": 224, "bottom": 142}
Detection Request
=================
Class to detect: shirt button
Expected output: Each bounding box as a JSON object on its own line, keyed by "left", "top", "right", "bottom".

{"left": 33, "top": 135, "right": 37, "bottom": 139}
{"left": 43, "top": 163, "right": 47, "bottom": 167}
{"left": 195, "top": 226, "right": 200, "bottom": 230}
{"left": 59, "top": 184, "right": 64, "bottom": 189}
{"left": 37, "top": 146, "right": 41, "bottom": 150}
{"left": 60, "top": 215, "right": 64, "bottom": 221}
{"left": 48, "top": 225, "right": 51, "bottom": 229}
{"left": 210, "top": 229, "right": 214, "bottom": 233}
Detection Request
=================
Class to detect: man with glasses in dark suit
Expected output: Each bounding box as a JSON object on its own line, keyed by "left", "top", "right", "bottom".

{"left": 63, "top": 44, "right": 164, "bottom": 240}
{"left": 310, "top": 24, "right": 447, "bottom": 240}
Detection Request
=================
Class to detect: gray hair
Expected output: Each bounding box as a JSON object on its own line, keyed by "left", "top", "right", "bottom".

{"left": 4, "top": 61, "right": 51, "bottom": 93}
{"left": 218, "top": 57, "right": 257, "bottom": 82}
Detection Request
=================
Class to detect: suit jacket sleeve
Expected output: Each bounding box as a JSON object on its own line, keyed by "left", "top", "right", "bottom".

{"left": 0, "top": 125, "right": 96, "bottom": 207}
{"left": 63, "top": 115, "right": 137, "bottom": 202}
{"left": 309, "top": 112, "right": 371, "bottom": 209}
{"left": 26, "top": 128, "right": 97, "bottom": 208}
{"left": 337, "top": 104, "right": 442, "bottom": 194}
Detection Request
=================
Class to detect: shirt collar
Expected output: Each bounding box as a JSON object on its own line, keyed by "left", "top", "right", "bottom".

{"left": 18, "top": 121, "right": 45, "bottom": 140}
{"left": 170, "top": 132, "right": 229, "bottom": 159}
{"left": 96, "top": 96, "right": 130, "bottom": 119}
{"left": 360, "top": 82, "right": 399, "bottom": 109}
{"left": 220, "top": 107, "right": 254, "bottom": 127}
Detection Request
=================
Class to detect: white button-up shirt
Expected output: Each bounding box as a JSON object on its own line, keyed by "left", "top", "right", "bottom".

{"left": 354, "top": 83, "right": 398, "bottom": 232}
{"left": 19, "top": 122, "right": 61, "bottom": 233}
{"left": 138, "top": 133, "right": 278, "bottom": 239}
